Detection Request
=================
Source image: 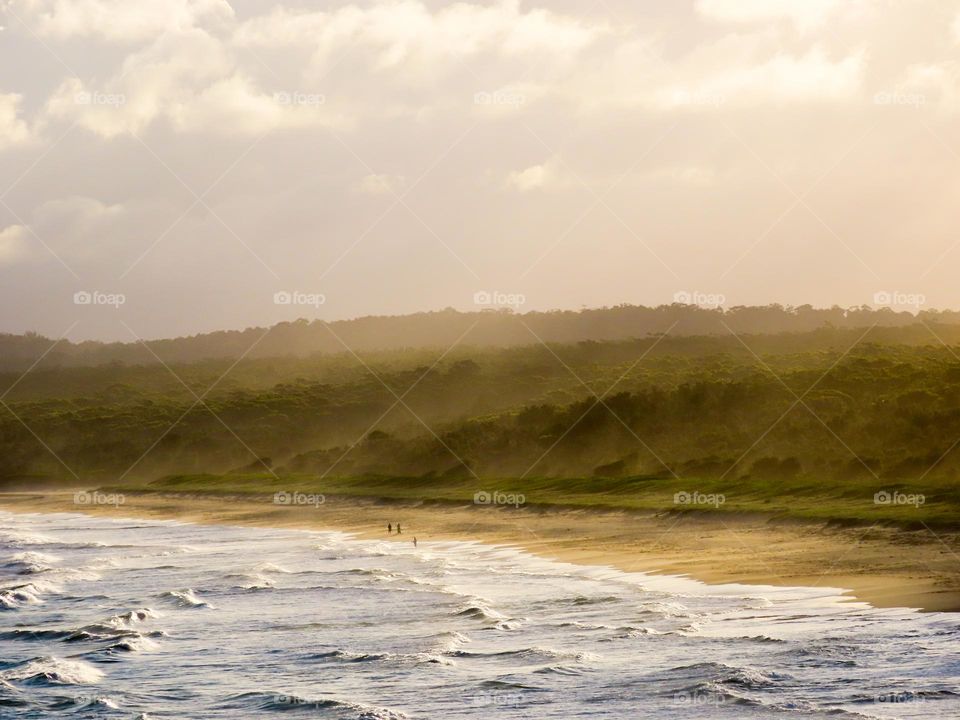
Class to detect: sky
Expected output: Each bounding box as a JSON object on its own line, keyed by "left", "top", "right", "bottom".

{"left": 1, "top": 0, "right": 959, "bottom": 341}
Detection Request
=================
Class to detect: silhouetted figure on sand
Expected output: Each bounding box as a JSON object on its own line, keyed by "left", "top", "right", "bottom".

{"left": 397, "top": 523, "right": 402, "bottom": 534}
{"left": 388, "top": 523, "right": 392, "bottom": 533}
{"left": 413, "top": 537, "right": 417, "bottom": 547}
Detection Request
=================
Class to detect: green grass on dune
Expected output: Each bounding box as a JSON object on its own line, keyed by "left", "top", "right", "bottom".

{"left": 100, "top": 472, "right": 958, "bottom": 530}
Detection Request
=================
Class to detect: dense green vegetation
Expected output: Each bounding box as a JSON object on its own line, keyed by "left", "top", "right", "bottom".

{"left": 3, "top": 306, "right": 960, "bottom": 527}
{"left": 103, "top": 471, "right": 952, "bottom": 529}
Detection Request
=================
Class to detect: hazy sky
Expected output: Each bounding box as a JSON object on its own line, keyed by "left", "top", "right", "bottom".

{"left": 1, "top": 0, "right": 959, "bottom": 341}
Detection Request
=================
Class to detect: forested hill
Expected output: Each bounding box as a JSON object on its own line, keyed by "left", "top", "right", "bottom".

{"left": 4, "top": 303, "right": 960, "bottom": 370}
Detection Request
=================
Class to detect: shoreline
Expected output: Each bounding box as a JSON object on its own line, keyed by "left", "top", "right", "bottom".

{"left": 2, "top": 490, "right": 959, "bottom": 612}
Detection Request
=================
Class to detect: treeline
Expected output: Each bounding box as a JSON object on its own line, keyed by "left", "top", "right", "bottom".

{"left": 4, "top": 303, "right": 960, "bottom": 370}
{"left": 288, "top": 352, "right": 960, "bottom": 485}
{"left": 2, "top": 323, "right": 959, "bottom": 403}
{"left": 3, "top": 325, "right": 960, "bottom": 494}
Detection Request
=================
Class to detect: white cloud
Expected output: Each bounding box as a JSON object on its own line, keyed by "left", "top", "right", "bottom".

{"left": 2, "top": 0, "right": 960, "bottom": 339}
{"left": 680, "top": 47, "right": 865, "bottom": 105}
{"left": 43, "top": 29, "right": 232, "bottom": 136}
{"left": 566, "top": 35, "right": 864, "bottom": 113}
{"left": 42, "top": 30, "right": 342, "bottom": 137}
{"left": 233, "top": 6, "right": 340, "bottom": 51}
{"left": 0, "top": 93, "right": 32, "bottom": 150}
{"left": 177, "top": 74, "right": 340, "bottom": 134}
{"left": 7, "top": 0, "right": 235, "bottom": 41}
{"left": 0, "top": 225, "right": 29, "bottom": 264}
{"left": 504, "top": 156, "right": 572, "bottom": 192}
{"left": 236, "top": 1, "right": 602, "bottom": 78}
{"left": 20, "top": 0, "right": 866, "bottom": 142}
{"left": 695, "top": 0, "right": 844, "bottom": 33}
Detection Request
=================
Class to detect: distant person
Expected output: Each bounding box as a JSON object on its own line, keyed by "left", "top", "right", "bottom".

{"left": 396, "top": 523, "right": 402, "bottom": 534}
{"left": 388, "top": 523, "right": 392, "bottom": 533}
{"left": 413, "top": 537, "right": 417, "bottom": 547}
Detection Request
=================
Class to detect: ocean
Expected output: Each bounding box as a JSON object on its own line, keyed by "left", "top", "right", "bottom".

{"left": 1, "top": 510, "right": 957, "bottom": 718}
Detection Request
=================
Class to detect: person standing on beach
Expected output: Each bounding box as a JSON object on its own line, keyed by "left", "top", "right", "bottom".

{"left": 388, "top": 523, "right": 392, "bottom": 533}
{"left": 397, "top": 523, "right": 402, "bottom": 534}
{"left": 413, "top": 537, "right": 417, "bottom": 548}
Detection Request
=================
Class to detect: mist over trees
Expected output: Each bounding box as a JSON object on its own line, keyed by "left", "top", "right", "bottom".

{"left": 3, "top": 303, "right": 959, "bottom": 371}
{"left": 2, "top": 308, "right": 960, "bottom": 500}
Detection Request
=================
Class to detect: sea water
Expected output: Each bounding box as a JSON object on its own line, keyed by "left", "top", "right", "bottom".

{"left": 1, "top": 510, "right": 957, "bottom": 718}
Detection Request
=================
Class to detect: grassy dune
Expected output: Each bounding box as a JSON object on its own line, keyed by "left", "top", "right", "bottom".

{"left": 103, "top": 471, "right": 956, "bottom": 530}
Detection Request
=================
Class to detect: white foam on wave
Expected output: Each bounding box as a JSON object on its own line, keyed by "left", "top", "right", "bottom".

{"left": 432, "top": 630, "right": 471, "bottom": 653}
{"left": 455, "top": 600, "right": 507, "bottom": 622}
{"left": 7, "top": 550, "right": 60, "bottom": 571}
{"left": 0, "top": 584, "right": 46, "bottom": 609}
{"left": 107, "top": 608, "right": 160, "bottom": 627}
{"left": 0, "top": 529, "right": 57, "bottom": 546}
{"left": 108, "top": 634, "right": 161, "bottom": 653}
{"left": 2, "top": 656, "right": 104, "bottom": 685}
{"left": 77, "top": 696, "right": 121, "bottom": 710}
{"left": 236, "top": 572, "right": 276, "bottom": 589}
{"left": 161, "top": 588, "right": 214, "bottom": 608}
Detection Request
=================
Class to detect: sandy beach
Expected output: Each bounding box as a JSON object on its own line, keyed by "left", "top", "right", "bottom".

{"left": 2, "top": 490, "right": 959, "bottom": 612}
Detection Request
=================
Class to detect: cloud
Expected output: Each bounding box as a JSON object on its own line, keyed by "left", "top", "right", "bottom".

{"left": 235, "top": 0, "right": 602, "bottom": 79}
{"left": 0, "top": 93, "right": 32, "bottom": 150}
{"left": 180, "top": 75, "right": 340, "bottom": 135}
{"left": 565, "top": 35, "right": 864, "bottom": 113}
{"left": 42, "top": 30, "right": 342, "bottom": 137}
{"left": 4, "top": 0, "right": 960, "bottom": 342}
{"left": 0, "top": 225, "right": 29, "bottom": 264}
{"left": 43, "top": 29, "right": 231, "bottom": 136}
{"left": 677, "top": 46, "right": 865, "bottom": 105}
{"left": 6, "top": 0, "right": 235, "bottom": 41}
{"left": 20, "top": 0, "right": 864, "bottom": 143}
{"left": 504, "top": 156, "right": 572, "bottom": 192}
{"left": 695, "top": 0, "right": 844, "bottom": 33}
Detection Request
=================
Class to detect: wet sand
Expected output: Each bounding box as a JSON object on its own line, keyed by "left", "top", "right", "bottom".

{"left": 2, "top": 490, "right": 959, "bottom": 612}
